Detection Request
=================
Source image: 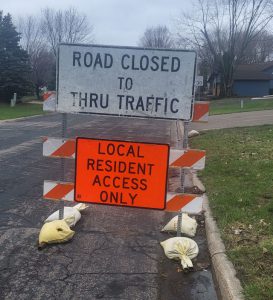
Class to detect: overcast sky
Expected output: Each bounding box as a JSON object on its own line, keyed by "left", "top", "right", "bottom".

{"left": 2, "top": 0, "right": 190, "bottom": 46}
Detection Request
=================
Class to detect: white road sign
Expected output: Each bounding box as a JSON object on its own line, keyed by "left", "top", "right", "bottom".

{"left": 57, "top": 44, "right": 196, "bottom": 120}
{"left": 195, "top": 76, "right": 203, "bottom": 87}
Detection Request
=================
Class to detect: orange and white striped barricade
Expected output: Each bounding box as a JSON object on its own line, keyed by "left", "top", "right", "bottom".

{"left": 43, "top": 180, "right": 74, "bottom": 201}
{"left": 43, "top": 138, "right": 206, "bottom": 170}
{"left": 43, "top": 138, "right": 76, "bottom": 159}
{"left": 165, "top": 193, "right": 203, "bottom": 214}
{"left": 43, "top": 91, "right": 56, "bottom": 112}
{"left": 43, "top": 181, "right": 203, "bottom": 214}
{"left": 169, "top": 148, "right": 205, "bottom": 170}
{"left": 192, "top": 101, "right": 209, "bottom": 122}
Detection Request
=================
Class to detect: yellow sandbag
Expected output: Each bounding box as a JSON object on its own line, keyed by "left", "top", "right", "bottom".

{"left": 38, "top": 219, "right": 75, "bottom": 248}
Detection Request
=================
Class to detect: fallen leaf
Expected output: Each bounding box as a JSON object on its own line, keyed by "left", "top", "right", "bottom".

{"left": 262, "top": 247, "right": 268, "bottom": 254}
{"left": 177, "top": 267, "right": 183, "bottom": 273}
{"left": 197, "top": 262, "right": 210, "bottom": 270}
{"left": 234, "top": 229, "right": 242, "bottom": 235}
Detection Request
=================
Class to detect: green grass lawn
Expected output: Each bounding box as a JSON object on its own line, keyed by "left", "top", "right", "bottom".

{"left": 209, "top": 97, "right": 273, "bottom": 115}
{"left": 0, "top": 102, "right": 44, "bottom": 120}
{"left": 21, "top": 95, "right": 40, "bottom": 102}
{"left": 190, "top": 125, "right": 273, "bottom": 300}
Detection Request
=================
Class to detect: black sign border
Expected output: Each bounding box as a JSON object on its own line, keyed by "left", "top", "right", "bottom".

{"left": 56, "top": 43, "right": 197, "bottom": 121}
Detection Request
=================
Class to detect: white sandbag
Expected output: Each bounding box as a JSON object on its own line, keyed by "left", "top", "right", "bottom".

{"left": 161, "top": 214, "right": 197, "bottom": 237}
{"left": 45, "top": 207, "right": 81, "bottom": 227}
{"left": 44, "top": 204, "right": 89, "bottom": 227}
{"left": 160, "top": 237, "right": 199, "bottom": 269}
{"left": 73, "top": 203, "right": 89, "bottom": 211}
{"left": 188, "top": 130, "right": 200, "bottom": 138}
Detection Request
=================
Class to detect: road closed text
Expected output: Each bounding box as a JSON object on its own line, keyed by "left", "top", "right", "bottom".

{"left": 72, "top": 51, "right": 181, "bottom": 72}
{"left": 75, "top": 138, "right": 169, "bottom": 210}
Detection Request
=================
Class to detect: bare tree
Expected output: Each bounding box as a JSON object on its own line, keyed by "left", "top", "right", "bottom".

{"left": 240, "top": 30, "right": 273, "bottom": 63}
{"left": 41, "top": 7, "right": 94, "bottom": 56}
{"left": 139, "top": 25, "right": 174, "bottom": 48}
{"left": 17, "top": 15, "right": 44, "bottom": 55}
{"left": 17, "top": 7, "right": 94, "bottom": 97}
{"left": 17, "top": 15, "right": 55, "bottom": 98}
{"left": 31, "top": 48, "right": 55, "bottom": 98}
{"left": 176, "top": 0, "right": 273, "bottom": 96}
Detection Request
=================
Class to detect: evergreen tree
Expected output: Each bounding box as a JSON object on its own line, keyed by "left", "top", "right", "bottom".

{"left": 0, "top": 12, "right": 33, "bottom": 102}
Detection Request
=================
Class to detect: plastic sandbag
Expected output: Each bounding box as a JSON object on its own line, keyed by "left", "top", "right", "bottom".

{"left": 45, "top": 207, "right": 81, "bottom": 227}
{"left": 160, "top": 237, "right": 199, "bottom": 269}
{"left": 44, "top": 203, "right": 88, "bottom": 227}
{"left": 73, "top": 203, "right": 89, "bottom": 211}
{"left": 161, "top": 214, "right": 198, "bottom": 237}
{"left": 38, "top": 220, "right": 75, "bottom": 248}
{"left": 188, "top": 130, "right": 200, "bottom": 138}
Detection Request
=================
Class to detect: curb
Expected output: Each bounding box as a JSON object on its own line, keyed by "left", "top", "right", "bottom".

{"left": 203, "top": 195, "right": 244, "bottom": 300}
{"left": 178, "top": 120, "right": 244, "bottom": 299}
{"left": 191, "top": 171, "right": 206, "bottom": 193}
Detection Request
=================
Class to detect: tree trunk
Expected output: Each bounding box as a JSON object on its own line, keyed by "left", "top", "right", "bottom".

{"left": 35, "top": 84, "right": 40, "bottom": 100}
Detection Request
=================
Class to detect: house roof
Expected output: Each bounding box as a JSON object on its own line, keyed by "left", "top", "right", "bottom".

{"left": 234, "top": 61, "right": 273, "bottom": 81}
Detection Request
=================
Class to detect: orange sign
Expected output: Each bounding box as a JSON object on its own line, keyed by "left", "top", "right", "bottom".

{"left": 74, "top": 138, "right": 169, "bottom": 210}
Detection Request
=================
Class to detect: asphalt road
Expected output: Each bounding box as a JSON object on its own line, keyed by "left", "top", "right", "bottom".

{"left": 0, "top": 113, "right": 217, "bottom": 300}
{"left": 191, "top": 109, "right": 273, "bottom": 131}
